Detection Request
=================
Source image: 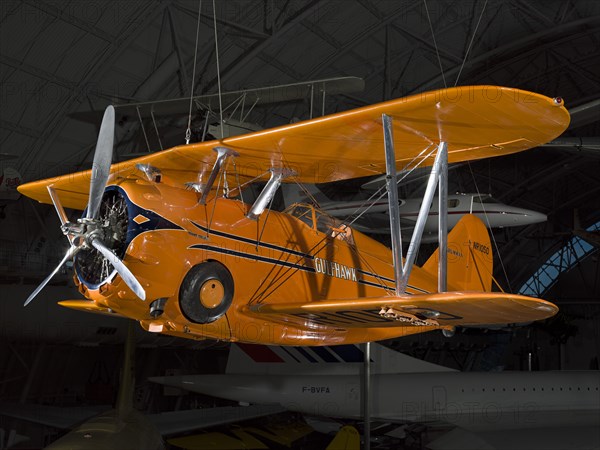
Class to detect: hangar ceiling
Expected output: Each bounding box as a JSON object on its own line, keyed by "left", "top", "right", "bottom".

{"left": 1, "top": 0, "right": 599, "bottom": 299}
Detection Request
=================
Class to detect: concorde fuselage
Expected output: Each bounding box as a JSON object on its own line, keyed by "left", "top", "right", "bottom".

{"left": 157, "top": 371, "right": 600, "bottom": 432}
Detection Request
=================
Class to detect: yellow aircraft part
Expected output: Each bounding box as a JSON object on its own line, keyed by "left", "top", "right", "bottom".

{"left": 58, "top": 300, "right": 126, "bottom": 318}
{"left": 242, "top": 421, "right": 314, "bottom": 446}
{"left": 327, "top": 426, "right": 361, "bottom": 450}
{"left": 422, "top": 213, "right": 493, "bottom": 291}
{"left": 246, "top": 291, "right": 558, "bottom": 328}
{"left": 168, "top": 428, "right": 268, "bottom": 449}
{"left": 18, "top": 86, "right": 569, "bottom": 210}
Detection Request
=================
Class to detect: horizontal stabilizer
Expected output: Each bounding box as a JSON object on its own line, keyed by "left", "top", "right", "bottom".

{"left": 246, "top": 292, "right": 558, "bottom": 329}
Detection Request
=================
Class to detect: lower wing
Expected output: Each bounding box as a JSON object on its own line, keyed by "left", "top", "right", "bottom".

{"left": 245, "top": 292, "right": 558, "bottom": 329}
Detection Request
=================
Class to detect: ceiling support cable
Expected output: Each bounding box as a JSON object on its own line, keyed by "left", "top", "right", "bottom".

{"left": 186, "top": 0, "right": 203, "bottom": 144}
{"left": 136, "top": 106, "right": 151, "bottom": 152}
{"left": 466, "top": 162, "right": 512, "bottom": 292}
{"left": 454, "top": 0, "right": 489, "bottom": 86}
{"left": 212, "top": 0, "right": 225, "bottom": 140}
{"left": 423, "top": 0, "right": 447, "bottom": 88}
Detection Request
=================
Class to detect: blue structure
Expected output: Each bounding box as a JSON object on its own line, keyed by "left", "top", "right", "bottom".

{"left": 519, "top": 221, "right": 600, "bottom": 297}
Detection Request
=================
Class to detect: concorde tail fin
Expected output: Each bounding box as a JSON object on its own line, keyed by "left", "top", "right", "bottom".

{"left": 225, "top": 342, "right": 454, "bottom": 375}
{"left": 422, "top": 214, "right": 493, "bottom": 292}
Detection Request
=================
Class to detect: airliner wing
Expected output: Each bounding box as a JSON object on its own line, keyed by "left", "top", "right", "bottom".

{"left": 0, "top": 401, "right": 284, "bottom": 437}
{"left": 148, "top": 405, "right": 285, "bottom": 436}
{"left": 19, "top": 86, "right": 569, "bottom": 210}
{"left": 0, "top": 403, "right": 111, "bottom": 429}
{"left": 246, "top": 292, "right": 558, "bottom": 329}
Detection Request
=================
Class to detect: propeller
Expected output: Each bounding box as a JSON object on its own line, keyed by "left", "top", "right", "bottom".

{"left": 91, "top": 238, "right": 145, "bottom": 300}
{"left": 24, "top": 106, "right": 146, "bottom": 306}
{"left": 87, "top": 106, "right": 115, "bottom": 220}
{"left": 24, "top": 246, "right": 80, "bottom": 307}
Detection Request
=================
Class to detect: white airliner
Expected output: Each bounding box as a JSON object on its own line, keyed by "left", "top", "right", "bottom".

{"left": 282, "top": 185, "right": 547, "bottom": 241}
{"left": 151, "top": 343, "right": 600, "bottom": 450}
{"left": 321, "top": 193, "right": 547, "bottom": 240}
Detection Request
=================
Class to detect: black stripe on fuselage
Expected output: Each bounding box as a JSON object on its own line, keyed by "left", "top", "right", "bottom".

{"left": 189, "top": 220, "right": 313, "bottom": 260}
{"left": 189, "top": 244, "right": 316, "bottom": 273}
{"left": 189, "top": 221, "right": 428, "bottom": 294}
{"left": 356, "top": 268, "right": 428, "bottom": 294}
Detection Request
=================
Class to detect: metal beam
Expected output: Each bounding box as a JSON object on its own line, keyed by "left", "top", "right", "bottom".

{"left": 363, "top": 341, "right": 371, "bottom": 450}
{"left": 203, "top": 1, "right": 323, "bottom": 90}
{"left": 173, "top": 3, "right": 271, "bottom": 40}
{"left": 167, "top": 6, "right": 191, "bottom": 95}
{"left": 413, "top": 17, "right": 600, "bottom": 93}
{"left": 18, "top": 3, "right": 168, "bottom": 174}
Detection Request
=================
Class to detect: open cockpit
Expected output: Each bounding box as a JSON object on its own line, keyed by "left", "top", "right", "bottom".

{"left": 284, "top": 203, "right": 354, "bottom": 245}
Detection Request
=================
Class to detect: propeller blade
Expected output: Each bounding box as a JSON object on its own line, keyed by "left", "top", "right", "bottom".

{"left": 24, "top": 246, "right": 79, "bottom": 307}
{"left": 86, "top": 105, "right": 115, "bottom": 220}
{"left": 91, "top": 238, "right": 146, "bottom": 301}
{"left": 47, "top": 186, "right": 76, "bottom": 247}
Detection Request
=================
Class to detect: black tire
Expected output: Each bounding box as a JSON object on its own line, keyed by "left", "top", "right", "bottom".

{"left": 179, "top": 261, "right": 234, "bottom": 324}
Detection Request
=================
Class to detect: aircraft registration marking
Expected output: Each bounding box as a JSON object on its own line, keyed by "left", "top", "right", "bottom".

{"left": 472, "top": 241, "right": 490, "bottom": 254}
{"left": 302, "top": 386, "right": 331, "bottom": 393}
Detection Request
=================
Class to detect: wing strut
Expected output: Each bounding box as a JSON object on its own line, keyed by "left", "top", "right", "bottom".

{"left": 437, "top": 142, "right": 448, "bottom": 292}
{"left": 400, "top": 141, "right": 448, "bottom": 292}
{"left": 199, "top": 146, "right": 239, "bottom": 204}
{"left": 382, "top": 114, "right": 404, "bottom": 295}
{"left": 382, "top": 114, "right": 448, "bottom": 294}
{"left": 247, "top": 168, "right": 295, "bottom": 220}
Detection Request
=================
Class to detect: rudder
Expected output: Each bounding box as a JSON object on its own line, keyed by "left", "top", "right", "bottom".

{"left": 422, "top": 214, "right": 493, "bottom": 291}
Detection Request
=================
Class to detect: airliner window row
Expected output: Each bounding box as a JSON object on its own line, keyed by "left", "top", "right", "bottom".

{"left": 460, "top": 386, "right": 599, "bottom": 393}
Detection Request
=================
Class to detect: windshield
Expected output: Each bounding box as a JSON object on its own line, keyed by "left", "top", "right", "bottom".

{"left": 473, "top": 194, "right": 497, "bottom": 204}
{"left": 284, "top": 203, "right": 354, "bottom": 244}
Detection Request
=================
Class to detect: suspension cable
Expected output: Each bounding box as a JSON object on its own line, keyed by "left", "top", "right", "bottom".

{"left": 454, "top": 0, "right": 488, "bottom": 87}
{"left": 212, "top": 0, "right": 224, "bottom": 140}
{"left": 186, "top": 0, "right": 203, "bottom": 145}
{"left": 423, "top": 0, "right": 447, "bottom": 88}
{"left": 466, "top": 161, "right": 512, "bottom": 292}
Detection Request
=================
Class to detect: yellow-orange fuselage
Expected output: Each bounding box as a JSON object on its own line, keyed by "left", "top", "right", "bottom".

{"left": 74, "top": 177, "right": 454, "bottom": 345}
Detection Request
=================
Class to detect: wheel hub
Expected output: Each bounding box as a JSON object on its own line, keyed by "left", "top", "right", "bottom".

{"left": 199, "top": 279, "right": 224, "bottom": 308}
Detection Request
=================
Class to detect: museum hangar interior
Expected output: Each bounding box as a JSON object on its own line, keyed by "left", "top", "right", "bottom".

{"left": 0, "top": 1, "right": 599, "bottom": 448}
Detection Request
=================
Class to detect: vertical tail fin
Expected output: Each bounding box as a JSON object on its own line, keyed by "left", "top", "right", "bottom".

{"left": 226, "top": 342, "right": 454, "bottom": 375}
{"left": 422, "top": 214, "right": 493, "bottom": 292}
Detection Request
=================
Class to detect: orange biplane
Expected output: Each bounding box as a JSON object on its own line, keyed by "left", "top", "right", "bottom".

{"left": 19, "top": 86, "right": 569, "bottom": 346}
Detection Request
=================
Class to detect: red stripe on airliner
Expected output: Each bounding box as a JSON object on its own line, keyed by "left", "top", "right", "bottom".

{"left": 237, "top": 343, "right": 284, "bottom": 363}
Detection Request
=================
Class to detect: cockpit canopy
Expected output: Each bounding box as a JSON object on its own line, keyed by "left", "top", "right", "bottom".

{"left": 284, "top": 203, "right": 354, "bottom": 244}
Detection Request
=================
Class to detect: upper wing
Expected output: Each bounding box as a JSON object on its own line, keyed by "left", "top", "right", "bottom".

{"left": 245, "top": 292, "right": 558, "bottom": 329}
{"left": 19, "top": 86, "right": 569, "bottom": 209}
